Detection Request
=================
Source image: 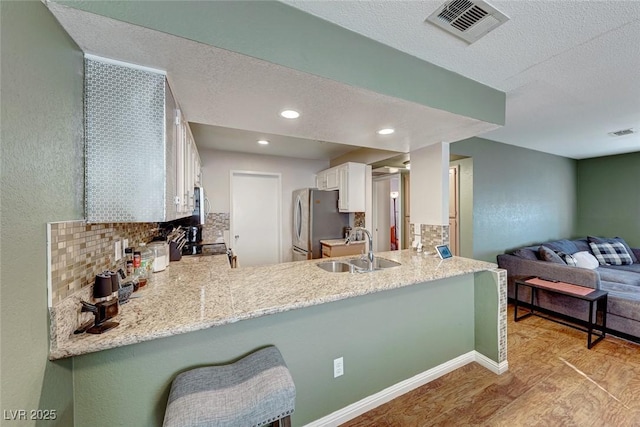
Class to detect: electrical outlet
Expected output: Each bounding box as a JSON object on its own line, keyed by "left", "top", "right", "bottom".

{"left": 115, "top": 241, "right": 122, "bottom": 261}
{"left": 333, "top": 357, "right": 344, "bottom": 378}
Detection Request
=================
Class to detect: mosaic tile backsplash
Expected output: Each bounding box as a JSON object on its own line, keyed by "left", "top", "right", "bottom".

{"left": 48, "top": 221, "right": 158, "bottom": 305}
{"left": 410, "top": 223, "right": 450, "bottom": 251}
{"left": 202, "top": 212, "right": 229, "bottom": 243}
{"left": 354, "top": 212, "right": 365, "bottom": 228}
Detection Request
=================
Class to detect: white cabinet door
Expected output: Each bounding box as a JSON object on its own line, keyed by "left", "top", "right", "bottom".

{"left": 325, "top": 167, "right": 339, "bottom": 190}
{"left": 175, "top": 110, "right": 186, "bottom": 214}
{"left": 316, "top": 171, "right": 326, "bottom": 190}
{"left": 173, "top": 109, "right": 201, "bottom": 215}
{"left": 338, "top": 162, "right": 366, "bottom": 212}
{"left": 338, "top": 165, "right": 349, "bottom": 211}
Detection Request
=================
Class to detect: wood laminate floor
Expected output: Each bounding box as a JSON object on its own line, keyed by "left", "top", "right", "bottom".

{"left": 342, "top": 304, "right": 640, "bottom": 426}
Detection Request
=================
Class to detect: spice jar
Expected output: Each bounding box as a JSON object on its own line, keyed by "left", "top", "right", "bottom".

{"left": 133, "top": 251, "right": 141, "bottom": 268}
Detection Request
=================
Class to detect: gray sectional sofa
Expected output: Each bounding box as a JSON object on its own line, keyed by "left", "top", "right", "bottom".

{"left": 497, "top": 236, "right": 640, "bottom": 342}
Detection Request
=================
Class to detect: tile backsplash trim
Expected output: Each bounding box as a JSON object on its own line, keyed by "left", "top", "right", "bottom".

{"left": 48, "top": 221, "right": 158, "bottom": 306}
{"left": 202, "top": 212, "right": 229, "bottom": 243}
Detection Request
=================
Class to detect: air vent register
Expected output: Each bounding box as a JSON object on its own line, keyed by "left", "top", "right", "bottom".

{"left": 426, "top": 0, "right": 509, "bottom": 44}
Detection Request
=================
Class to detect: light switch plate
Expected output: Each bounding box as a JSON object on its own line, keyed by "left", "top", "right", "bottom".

{"left": 333, "top": 357, "right": 344, "bottom": 378}
{"left": 115, "top": 241, "right": 122, "bottom": 261}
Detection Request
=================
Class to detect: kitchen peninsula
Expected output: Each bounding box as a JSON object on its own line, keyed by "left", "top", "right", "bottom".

{"left": 50, "top": 251, "right": 507, "bottom": 426}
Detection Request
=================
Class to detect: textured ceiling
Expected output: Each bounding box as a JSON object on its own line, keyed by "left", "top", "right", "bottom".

{"left": 48, "top": 1, "right": 640, "bottom": 161}
{"left": 283, "top": 0, "right": 640, "bottom": 159}
{"left": 48, "top": 2, "right": 498, "bottom": 162}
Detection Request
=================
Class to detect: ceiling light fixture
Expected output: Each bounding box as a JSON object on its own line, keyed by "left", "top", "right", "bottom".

{"left": 403, "top": 161, "right": 411, "bottom": 170}
{"left": 257, "top": 139, "right": 269, "bottom": 145}
{"left": 280, "top": 109, "right": 300, "bottom": 119}
{"left": 377, "top": 128, "right": 395, "bottom": 135}
{"left": 388, "top": 167, "right": 399, "bottom": 173}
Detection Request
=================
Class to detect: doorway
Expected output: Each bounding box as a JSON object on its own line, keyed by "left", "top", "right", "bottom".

{"left": 372, "top": 174, "right": 401, "bottom": 252}
{"left": 230, "top": 171, "right": 282, "bottom": 267}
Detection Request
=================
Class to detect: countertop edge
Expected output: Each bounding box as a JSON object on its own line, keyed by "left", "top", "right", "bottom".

{"left": 50, "top": 252, "right": 498, "bottom": 360}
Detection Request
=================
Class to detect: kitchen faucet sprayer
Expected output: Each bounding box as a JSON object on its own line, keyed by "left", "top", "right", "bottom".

{"left": 345, "top": 227, "right": 374, "bottom": 267}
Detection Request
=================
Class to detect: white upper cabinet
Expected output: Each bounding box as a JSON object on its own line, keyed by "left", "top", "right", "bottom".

{"left": 316, "top": 162, "right": 366, "bottom": 212}
{"left": 337, "top": 162, "right": 366, "bottom": 212}
{"left": 174, "top": 109, "right": 201, "bottom": 215}
{"left": 315, "top": 166, "right": 340, "bottom": 191}
{"left": 84, "top": 57, "right": 199, "bottom": 222}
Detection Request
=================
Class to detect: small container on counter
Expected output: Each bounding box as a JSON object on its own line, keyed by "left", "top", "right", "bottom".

{"left": 134, "top": 243, "right": 154, "bottom": 287}
{"left": 133, "top": 251, "right": 141, "bottom": 268}
{"left": 126, "top": 260, "right": 134, "bottom": 276}
{"left": 124, "top": 247, "right": 133, "bottom": 262}
{"left": 147, "top": 241, "right": 169, "bottom": 272}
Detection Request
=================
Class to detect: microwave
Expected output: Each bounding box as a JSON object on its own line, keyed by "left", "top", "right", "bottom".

{"left": 193, "top": 186, "right": 209, "bottom": 225}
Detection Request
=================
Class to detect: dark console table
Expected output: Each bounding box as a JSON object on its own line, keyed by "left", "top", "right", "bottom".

{"left": 514, "top": 276, "right": 607, "bottom": 349}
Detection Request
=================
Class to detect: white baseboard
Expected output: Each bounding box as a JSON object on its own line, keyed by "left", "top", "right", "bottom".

{"left": 304, "top": 351, "right": 508, "bottom": 427}
{"left": 474, "top": 351, "right": 509, "bottom": 374}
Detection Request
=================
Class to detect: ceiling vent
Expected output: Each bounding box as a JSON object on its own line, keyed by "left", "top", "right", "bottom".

{"left": 426, "top": 0, "right": 509, "bottom": 44}
{"left": 608, "top": 128, "right": 636, "bottom": 137}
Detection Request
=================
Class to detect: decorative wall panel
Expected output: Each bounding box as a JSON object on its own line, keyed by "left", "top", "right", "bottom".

{"left": 85, "top": 58, "right": 167, "bottom": 222}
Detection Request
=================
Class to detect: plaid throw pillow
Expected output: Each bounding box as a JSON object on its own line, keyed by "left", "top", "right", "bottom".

{"left": 589, "top": 241, "right": 633, "bottom": 265}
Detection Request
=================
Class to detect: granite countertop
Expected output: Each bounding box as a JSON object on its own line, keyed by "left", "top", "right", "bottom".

{"left": 49, "top": 250, "right": 497, "bottom": 360}
{"left": 320, "top": 239, "right": 366, "bottom": 247}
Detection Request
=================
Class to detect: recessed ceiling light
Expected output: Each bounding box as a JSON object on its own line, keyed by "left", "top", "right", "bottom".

{"left": 257, "top": 139, "right": 269, "bottom": 145}
{"left": 280, "top": 109, "right": 300, "bottom": 119}
{"left": 377, "top": 128, "right": 395, "bottom": 135}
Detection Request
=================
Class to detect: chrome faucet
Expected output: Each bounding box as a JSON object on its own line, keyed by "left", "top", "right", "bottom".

{"left": 346, "top": 227, "right": 374, "bottom": 266}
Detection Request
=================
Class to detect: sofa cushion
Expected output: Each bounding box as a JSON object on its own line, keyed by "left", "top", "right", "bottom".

{"left": 539, "top": 245, "right": 566, "bottom": 264}
{"left": 599, "top": 263, "right": 640, "bottom": 274}
{"left": 511, "top": 247, "right": 539, "bottom": 260}
{"left": 597, "top": 267, "right": 640, "bottom": 285}
{"left": 572, "top": 238, "right": 591, "bottom": 252}
{"left": 589, "top": 241, "right": 633, "bottom": 265}
{"left": 543, "top": 239, "right": 580, "bottom": 255}
{"left": 588, "top": 236, "right": 638, "bottom": 263}
{"left": 572, "top": 251, "right": 599, "bottom": 269}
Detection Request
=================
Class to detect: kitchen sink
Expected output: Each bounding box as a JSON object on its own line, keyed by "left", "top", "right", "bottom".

{"left": 316, "top": 261, "right": 357, "bottom": 273}
{"left": 346, "top": 257, "right": 401, "bottom": 271}
{"left": 317, "top": 257, "right": 401, "bottom": 273}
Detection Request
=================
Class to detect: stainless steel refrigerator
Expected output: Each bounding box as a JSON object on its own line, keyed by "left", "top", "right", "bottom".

{"left": 292, "top": 188, "right": 350, "bottom": 260}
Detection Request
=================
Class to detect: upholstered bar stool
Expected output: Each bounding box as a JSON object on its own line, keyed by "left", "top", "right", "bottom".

{"left": 163, "top": 346, "right": 295, "bottom": 427}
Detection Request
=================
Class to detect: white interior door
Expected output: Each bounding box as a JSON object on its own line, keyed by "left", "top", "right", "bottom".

{"left": 373, "top": 178, "right": 391, "bottom": 252}
{"left": 230, "top": 171, "right": 281, "bottom": 267}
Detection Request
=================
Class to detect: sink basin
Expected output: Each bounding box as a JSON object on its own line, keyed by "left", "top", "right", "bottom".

{"left": 316, "top": 261, "right": 357, "bottom": 273}
{"left": 347, "top": 257, "right": 401, "bottom": 271}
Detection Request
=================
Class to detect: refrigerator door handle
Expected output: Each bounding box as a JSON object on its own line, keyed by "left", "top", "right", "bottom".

{"left": 294, "top": 194, "right": 303, "bottom": 241}
{"left": 292, "top": 246, "right": 311, "bottom": 261}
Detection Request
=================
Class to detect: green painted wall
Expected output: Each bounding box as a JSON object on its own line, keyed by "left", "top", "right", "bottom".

{"left": 73, "top": 275, "right": 476, "bottom": 426}
{"left": 58, "top": 0, "right": 505, "bottom": 126}
{"left": 0, "top": 1, "right": 84, "bottom": 425}
{"left": 451, "top": 138, "right": 578, "bottom": 262}
{"left": 474, "top": 271, "right": 499, "bottom": 361}
{"left": 576, "top": 151, "right": 640, "bottom": 247}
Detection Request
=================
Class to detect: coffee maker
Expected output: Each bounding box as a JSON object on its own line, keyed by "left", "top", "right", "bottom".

{"left": 182, "top": 186, "right": 207, "bottom": 255}
{"left": 184, "top": 225, "right": 203, "bottom": 255}
{"left": 80, "top": 273, "right": 119, "bottom": 334}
